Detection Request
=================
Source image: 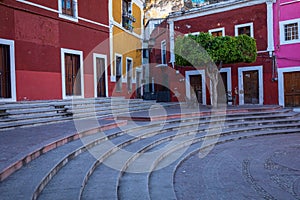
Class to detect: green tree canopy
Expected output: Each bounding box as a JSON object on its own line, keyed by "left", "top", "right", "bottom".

{"left": 175, "top": 32, "right": 257, "bottom": 67}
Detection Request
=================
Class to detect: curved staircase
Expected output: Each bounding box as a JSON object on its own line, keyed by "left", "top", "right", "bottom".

{"left": 1, "top": 104, "right": 300, "bottom": 200}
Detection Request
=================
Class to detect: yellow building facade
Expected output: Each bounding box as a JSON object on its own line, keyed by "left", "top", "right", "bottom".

{"left": 109, "top": 0, "right": 144, "bottom": 98}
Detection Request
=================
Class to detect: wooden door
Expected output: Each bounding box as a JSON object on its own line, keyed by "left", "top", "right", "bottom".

{"left": 65, "top": 54, "right": 81, "bottom": 96}
{"left": 217, "top": 72, "right": 228, "bottom": 104}
{"left": 96, "top": 57, "right": 106, "bottom": 97}
{"left": 190, "top": 75, "right": 203, "bottom": 104}
{"left": 0, "top": 44, "right": 11, "bottom": 98}
{"left": 284, "top": 72, "right": 300, "bottom": 107}
{"left": 243, "top": 70, "right": 259, "bottom": 104}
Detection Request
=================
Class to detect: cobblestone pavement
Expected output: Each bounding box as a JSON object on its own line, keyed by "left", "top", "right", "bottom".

{"left": 174, "top": 133, "right": 300, "bottom": 200}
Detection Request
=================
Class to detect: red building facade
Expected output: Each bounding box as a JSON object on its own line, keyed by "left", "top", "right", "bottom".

{"left": 0, "top": 0, "right": 110, "bottom": 101}
{"left": 149, "top": 0, "right": 278, "bottom": 105}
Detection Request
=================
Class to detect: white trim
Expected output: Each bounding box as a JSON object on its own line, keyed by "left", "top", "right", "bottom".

{"left": 209, "top": 27, "right": 225, "bottom": 36}
{"left": 161, "top": 40, "right": 167, "bottom": 65}
{"left": 16, "top": 0, "right": 58, "bottom": 13}
{"left": 278, "top": 66, "right": 300, "bottom": 106}
{"left": 234, "top": 22, "right": 254, "bottom": 37}
{"left": 61, "top": 48, "right": 84, "bottom": 99}
{"left": 280, "top": 0, "right": 300, "bottom": 6}
{"left": 238, "top": 66, "right": 263, "bottom": 105}
{"left": 220, "top": 67, "right": 232, "bottom": 94}
{"left": 266, "top": 0, "right": 275, "bottom": 54}
{"left": 184, "top": 32, "right": 200, "bottom": 36}
{"left": 168, "top": 0, "right": 266, "bottom": 22}
{"left": 125, "top": 57, "right": 133, "bottom": 88}
{"left": 169, "top": 20, "right": 175, "bottom": 67}
{"left": 58, "top": 0, "right": 79, "bottom": 22}
{"left": 16, "top": 0, "right": 109, "bottom": 29}
{"left": 209, "top": 67, "right": 232, "bottom": 105}
{"left": 279, "top": 18, "right": 300, "bottom": 45}
{"left": 135, "top": 67, "right": 143, "bottom": 96}
{"left": 114, "top": 53, "right": 123, "bottom": 83}
{"left": 0, "top": 39, "right": 16, "bottom": 102}
{"left": 93, "top": 53, "right": 108, "bottom": 97}
{"left": 185, "top": 70, "right": 206, "bottom": 105}
{"left": 134, "top": 66, "right": 142, "bottom": 83}
{"left": 114, "top": 53, "right": 123, "bottom": 92}
{"left": 78, "top": 17, "right": 110, "bottom": 28}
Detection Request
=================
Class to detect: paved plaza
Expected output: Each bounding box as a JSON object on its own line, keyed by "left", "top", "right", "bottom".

{"left": 0, "top": 104, "right": 300, "bottom": 199}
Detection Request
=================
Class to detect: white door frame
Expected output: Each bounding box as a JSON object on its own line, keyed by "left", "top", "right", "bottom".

{"left": 210, "top": 68, "right": 232, "bottom": 104}
{"left": 238, "top": 66, "right": 263, "bottom": 105}
{"left": 0, "top": 38, "right": 16, "bottom": 102}
{"left": 278, "top": 66, "right": 300, "bottom": 107}
{"left": 93, "top": 53, "right": 108, "bottom": 97}
{"left": 185, "top": 70, "right": 206, "bottom": 105}
{"left": 61, "top": 48, "right": 84, "bottom": 99}
{"left": 135, "top": 66, "right": 143, "bottom": 97}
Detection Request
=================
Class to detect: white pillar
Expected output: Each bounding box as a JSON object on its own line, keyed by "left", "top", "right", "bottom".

{"left": 266, "top": 0, "right": 275, "bottom": 57}
{"left": 168, "top": 20, "right": 175, "bottom": 68}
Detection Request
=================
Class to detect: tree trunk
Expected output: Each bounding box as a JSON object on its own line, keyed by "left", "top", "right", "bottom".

{"left": 207, "top": 62, "right": 222, "bottom": 108}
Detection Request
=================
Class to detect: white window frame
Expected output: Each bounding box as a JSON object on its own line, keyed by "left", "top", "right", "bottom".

{"left": 184, "top": 32, "right": 200, "bottom": 36}
{"left": 209, "top": 27, "right": 225, "bottom": 36}
{"left": 238, "top": 66, "right": 263, "bottom": 105}
{"left": 58, "top": 0, "right": 78, "bottom": 22}
{"left": 235, "top": 22, "right": 254, "bottom": 38}
{"left": 185, "top": 70, "right": 207, "bottom": 105}
{"left": 279, "top": 18, "right": 300, "bottom": 45}
{"left": 0, "top": 38, "right": 16, "bottom": 102}
{"left": 161, "top": 40, "right": 167, "bottom": 65}
{"left": 93, "top": 53, "right": 108, "bottom": 97}
{"left": 61, "top": 48, "right": 84, "bottom": 99}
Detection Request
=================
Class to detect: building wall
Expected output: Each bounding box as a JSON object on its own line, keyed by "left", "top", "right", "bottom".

{"left": 0, "top": 0, "right": 110, "bottom": 101}
{"left": 274, "top": 0, "right": 300, "bottom": 106}
{"left": 149, "top": 0, "right": 278, "bottom": 105}
{"left": 274, "top": 0, "right": 300, "bottom": 68}
{"left": 110, "top": 0, "right": 144, "bottom": 98}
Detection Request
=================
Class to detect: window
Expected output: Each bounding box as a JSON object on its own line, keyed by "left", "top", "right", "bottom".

{"left": 122, "top": 0, "right": 135, "bottom": 31}
{"left": 235, "top": 23, "right": 254, "bottom": 37}
{"left": 161, "top": 40, "right": 167, "bottom": 65}
{"left": 58, "top": 0, "right": 78, "bottom": 22}
{"left": 280, "top": 19, "right": 300, "bottom": 45}
{"left": 126, "top": 58, "right": 133, "bottom": 92}
{"left": 61, "top": 48, "right": 84, "bottom": 99}
{"left": 209, "top": 27, "right": 225, "bottom": 37}
{"left": 116, "top": 55, "right": 122, "bottom": 92}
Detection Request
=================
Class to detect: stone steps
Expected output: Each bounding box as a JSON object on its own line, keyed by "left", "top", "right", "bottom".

{"left": 0, "top": 98, "right": 157, "bottom": 130}
{"left": 0, "top": 106, "right": 299, "bottom": 200}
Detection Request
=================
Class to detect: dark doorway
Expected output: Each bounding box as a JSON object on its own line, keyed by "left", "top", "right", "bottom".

{"left": 0, "top": 44, "right": 11, "bottom": 98}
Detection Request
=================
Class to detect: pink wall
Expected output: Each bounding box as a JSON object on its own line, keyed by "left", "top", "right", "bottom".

{"left": 273, "top": 0, "right": 300, "bottom": 68}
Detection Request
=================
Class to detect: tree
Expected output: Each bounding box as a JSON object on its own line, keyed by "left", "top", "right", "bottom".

{"left": 175, "top": 32, "right": 257, "bottom": 107}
